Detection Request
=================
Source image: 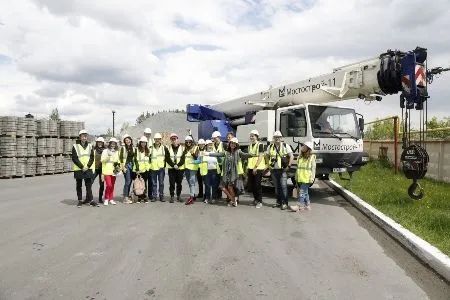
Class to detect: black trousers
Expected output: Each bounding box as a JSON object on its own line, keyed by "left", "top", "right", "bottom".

{"left": 92, "top": 169, "right": 105, "bottom": 201}
{"left": 196, "top": 169, "right": 203, "bottom": 197}
{"left": 168, "top": 168, "right": 183, "bottom": 197}
{"left": 247, "top": 169, "right": 263, "bottom": 203}
{"left": 76, "top": 177, "right": 93, "bottom": 202}
{"left": 147, "top": 170, "right": 153, "bottom": 199}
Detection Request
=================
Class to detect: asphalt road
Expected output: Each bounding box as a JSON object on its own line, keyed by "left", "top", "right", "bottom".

{"left": 0, "top": 173, "right": 448, "bottom": 300}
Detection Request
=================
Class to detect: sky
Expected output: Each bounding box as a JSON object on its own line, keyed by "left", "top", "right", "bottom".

{"left": 1, "top": 0, "right": 449, "bottom": 134}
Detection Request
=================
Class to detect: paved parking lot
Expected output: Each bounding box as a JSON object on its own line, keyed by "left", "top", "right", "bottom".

{"left": 0, "top": 174, "right": 448, "bottom": 300}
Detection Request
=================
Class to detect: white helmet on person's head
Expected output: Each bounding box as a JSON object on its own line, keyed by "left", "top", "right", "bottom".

{"left": 303, "top": 141, "right": 314, "bottom": 150}
{"left": 79, "top": 129, "right": 88, "bottom": 136}
{"left": 139, "top": 136, "right": 148, "bottom": 143}
{"left": 109, "top": 137, "right": 118, "bottom": 143}
{"left": 170, "top": 133, "right": 178, "bottom": 139}
{"left": 198, "top": 139, "right": 206, "bottom": 144}
{"left": 212, "top": 131, "right": 221, "bottom": 138}
{"left": 205, "top": 139, "right": 213, "bottom": 145}
{"left": 153, "top": 133, "right": 162, "bottom": 139}
{"left": 230, "top": 137, "right": 239, "bottom": 144}
{"left": 273, "top": 131, "right": 283, "bottom": 137}
{"left": 96, "top": 137, "right": 105, "bottom": 143}
{"left": 122, "top": 134, "right": 131, "bottom": 142}
{"left": 185, "top": 136, "right": 193, "bottom": 141}
{"left": 250, "top": 129, "right": 259, "bottom": 136}
{"left": 144, "top": 128, "right": 152, "bottom": 134}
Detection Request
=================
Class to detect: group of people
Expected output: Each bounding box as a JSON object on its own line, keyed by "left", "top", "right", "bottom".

{"left": 71, "top": 127, "right": 317, "bottom": 212}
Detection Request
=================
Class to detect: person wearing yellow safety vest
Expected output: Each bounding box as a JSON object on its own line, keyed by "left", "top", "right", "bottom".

{"left": 149, "top": 133, "right": 166, "bottom": 202}
{"left": 198, "top": 139, "right": 220, "bottom": 204}
{"left": 196, "top": 139, "right": 206, "bottom": 200}
{"left": 143, "top": 128, "right": 154, "bottom": 200}
{"left": 133, "top": 136, "right": 151, "bottom": 203}
{"left": 183, "top": 135, "right": 200, "bottom": 205}
{"left": 265, "top": 131, "right": 294, "bottom": 210}
{"left": 92, "top": 136, "right": 106, "bottom": 204}
{"left": 119, "top": 134, "right": 136, "bottom": 204}
{"left": 290, "top": 141, "right": 316, "bottom": 212}
{"left": 164, "top": 133, "right": 186, "bottom": 203}
{"left": 203, "top": 137, "right": 255, "bottom": 207}
{"left": 211, "top": 131, "right": 225, "bottom": 199}
{"left": 72, "top": 130, "right": 96, "bottom": 208}
{"left": 247, "top": 130, "right": 266, "bottom": 208}
{"left": 101, "top": 137, "right": 120, "bottom": 206}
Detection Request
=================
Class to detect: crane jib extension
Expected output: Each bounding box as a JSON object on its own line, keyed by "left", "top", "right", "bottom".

{"left": 186, "top": 46, "right": 450, "bottom": 200}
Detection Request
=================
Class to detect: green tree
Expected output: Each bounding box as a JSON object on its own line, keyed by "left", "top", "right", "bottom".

{"left": 136, "top": 112, "right": 145, "bottom": 124}
{"left": 364, "top": 119, "right": 396, "bottom": 140}
{"left": 425, "top": 116, "right": 450, "bottom": 139}
{"left": 120, "top": 122, "right": 130, "bottom": 133}
{"left": 49, "top": 107, "right": 61, "bottom": 121}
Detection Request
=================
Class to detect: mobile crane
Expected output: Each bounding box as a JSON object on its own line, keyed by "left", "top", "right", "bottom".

{"left": 186, "top": 47, "right": 449, "bottom": 199}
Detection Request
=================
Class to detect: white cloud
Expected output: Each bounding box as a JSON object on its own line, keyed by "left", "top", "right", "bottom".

{"left": 0, "top": 0, "right": 449, "bottom": 134}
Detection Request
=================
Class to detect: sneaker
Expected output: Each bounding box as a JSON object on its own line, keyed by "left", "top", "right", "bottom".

{"left": 185, "top": 197, "right": 194, "bottom": 205}
{"left": 272, "top": 203, "right": 281, "bottom": 208}
{"left": 232, "top": 201, "right": 238, "bottom": 207}
{"left": 144, "top": 199, "right": 149, "bottom": 203}
{"left": 110, "top": 200, "right": 117, "bottom": 205}
{"left": 177, "top": 195, "right": 182, "bottom": 202}
{"left": 77, "top": 201, "right": 83, "bottom": 208}
{"left": 203, "top": 199, "right": 208, "bottom": 204}
{"left": 150, "top": 197, "right": 157, "bottom": 202}
{"left": 305, "top": 205, "right": 311, "bottom": 211}
{"left": 256, "top": 202, "right": 262, "bottom": 209}
{"left": 170, "top": 196, "right": 174, "bottom": 203}
{"left": 160, "top": 196, "right": 165, "bottom": 202}
{"left": 281, "top": 204, "right": 288, "bottom": 210}
{"left": 90, "top": 201, "right": 99, "bottom": 207}
{"left": 103, "top": 200, "right": 109, "bottom": 206}
{"left": 123, "top": 197, "right": 133, "bottom": 204}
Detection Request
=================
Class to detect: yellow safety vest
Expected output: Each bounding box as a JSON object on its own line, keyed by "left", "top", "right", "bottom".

{"left": 101, "top": 149, "right": 120, "bottom": 175}
{"left": 213, "top": 142, "right": 224, "bottom": 165}
{"left": 73, "top": 143, "right": 94, "bottom": 171}
{"left": 184, "top": 146, "right": 199, "bottom": 171}
{"left": 119, "top": 146, "right": 134, "bottom": 168}
{"left": 220, "top": 157, "right": 244, "bottom": 176}
{"left": 167, "top": 145, "right": 185, "bottom": 170}
{"left": 150, "top": 145, "right": 165, "bottom": 170}
{"left": 296, "top": 155, "right": 316, "bottom": 183}
{"left": 133, "top": 149, "right": 150, "bottom": 172}
{"left": 247, "top": 142, "right": 266, "bottom": 170}
{"left": 269, "top": 143, "right": 287, "bottom": 170}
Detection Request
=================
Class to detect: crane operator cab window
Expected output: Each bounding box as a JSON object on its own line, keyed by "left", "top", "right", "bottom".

{"left": 280, "top": 108, "right": 307, "bottom": 137}
{"left": 309, "top": 105, "right": 360, "bottom": 139}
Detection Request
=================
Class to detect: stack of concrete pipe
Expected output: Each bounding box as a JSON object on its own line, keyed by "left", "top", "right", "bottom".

{"left": 0, "top": 116, "right": 85, "bottom": 178}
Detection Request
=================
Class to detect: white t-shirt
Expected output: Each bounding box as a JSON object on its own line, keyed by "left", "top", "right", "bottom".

{"left": 204, "top": 156, "right": 218, "bottom": 170}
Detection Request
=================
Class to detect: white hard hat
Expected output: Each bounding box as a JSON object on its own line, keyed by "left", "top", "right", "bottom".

{"left": 212, "top": 131, "right": 221, "bottom": 138}
{"left": 122, "top": 134, "right": 131, "bottom": 141}
{"left": 230, "top": 137, "right": 239, "bottom": 144}
{"left": 250, "top": 129, "right": 259, "bottom": 136}
{"left": 185, "top": 136, "right": 193, "bottom": 141}
{"left": 198, "top": 139, "right": 205, "bottom": 144}
{"left": 109, "top": 137, "right": 118, "bottom": 143}
{"left": 139, "top": 136, "right": 148, "bottom": 143}
{"left": 273, "top": 131, "right": 283, "bottom": 137}
{"left": 144, "top": 128, "right": 152, "bottom": 134}
{"left": 79, "top": 129, "right": 88, "bottom": 136}
{"left": 170, "top": 133, "right": 178, "bottom": 139}
{"left": 205, "top": 139, "right": 213, "bottom": 144}
{"left": 153, "top": 133, "right": 162, "bottom": 139}
{"left": 96, "top": 137, "right": 105, "bottom": 143}
{"left": 303, "top": 141, "right": 314, "bottom": 150}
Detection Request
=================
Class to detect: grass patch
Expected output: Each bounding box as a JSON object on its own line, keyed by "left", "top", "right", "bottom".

{"left": 332, "top": 160, "right": 450, "bottom": 256}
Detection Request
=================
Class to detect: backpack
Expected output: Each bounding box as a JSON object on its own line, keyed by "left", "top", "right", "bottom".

{"left": 133, "top": 174, "right": 146, "bottom": 196}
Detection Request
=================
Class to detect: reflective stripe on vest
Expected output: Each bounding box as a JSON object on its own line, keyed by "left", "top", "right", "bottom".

{"left": 247, "top": 142, "right": 266, "bottom": 170}
{"left": 296, "top": 155, "right": 315, "bottom": 183}
{"left": 134, "top": 149, "right": 149, "bottom": 172}
{"left": 102, "top": 150, "right": 119, "bottom": 175}
{"left": 73, "top": 143, "right": 93, "bottom": 171}
{"left": 150, "top": 145, "right": 165, "bottom": 170}
{"left": 184, "top": 146, "right": 198, "bottom": 171}
{"left": 167, "top": 145, "right": 185, "bottom": 170}
{"left": 269, "top": 143, "right": 286, "bottom": 169}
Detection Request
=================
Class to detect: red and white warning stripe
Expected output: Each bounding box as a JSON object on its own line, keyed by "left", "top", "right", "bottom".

{"left": 415, "top": 65, "right": 426, "bottom": 87}
{"left": 402, "top": 75, "right": 410, "bottom": 93}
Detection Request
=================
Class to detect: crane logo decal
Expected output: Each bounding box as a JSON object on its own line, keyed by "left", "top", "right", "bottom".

{"left": 279, "top": 80, "right": 331, "bottom": 98}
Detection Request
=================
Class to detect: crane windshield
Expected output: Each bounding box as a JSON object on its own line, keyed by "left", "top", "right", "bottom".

{"left": 309, "top": 105, "right": 360, "bottom": 139}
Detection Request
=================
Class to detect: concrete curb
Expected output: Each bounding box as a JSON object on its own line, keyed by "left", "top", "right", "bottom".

{"left": 326, "top": 179, "right": 450, "bottom": 283}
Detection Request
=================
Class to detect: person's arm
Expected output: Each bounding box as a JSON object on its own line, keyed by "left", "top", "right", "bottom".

{"left": 119, "top": 147, "right": 124, "bottom": 164}
{"left": 204, "top": 151, "right": 225, "bottom": 157}
{"left": 71, "top": 145, "right": 84, "bottom": 169}
{"left": 178, "top": 147, "right": 186, "bottom": 167}
{"left": 101, "top": 149, "right": 109, "bottom": 163}
{"left": 134, "top": 149, "right": 139, "bottom": 172}
{"left": 165, "top": 147, "right": 175, "bottom": 168}
{"left": 286, "top": 144, "right": 294, "bottom": 167}
{"left": 87, "top": 146, "right": 94, "bottom": 169}
{"left": 310, "top": 156, "right": 316, "bottom": 183}
{"left": 238, "top": 149, "right": 256, "bottom": 158}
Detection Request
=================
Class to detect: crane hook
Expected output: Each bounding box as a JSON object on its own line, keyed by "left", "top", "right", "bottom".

{"left": 408, "top": 179, "right": 424, "bottom": 200}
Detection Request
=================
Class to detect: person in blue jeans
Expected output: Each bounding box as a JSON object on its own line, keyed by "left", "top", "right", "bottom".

{"left": 119, "top": 134, "right": 135, "bottom": 204}
{"left": 149, "top": 133, "right": 166, "bottom": 202}
{"left": 290, "top": 141, "right": 316, "bottom": 212}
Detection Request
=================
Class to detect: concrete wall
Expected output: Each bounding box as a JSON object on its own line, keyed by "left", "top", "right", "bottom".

{"left": 364, "top": 140, "right": 450, "bottom": 183}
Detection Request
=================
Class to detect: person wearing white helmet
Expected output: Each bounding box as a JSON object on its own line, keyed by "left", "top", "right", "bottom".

{"left": 132, "top": 136, "right": 151, "bottom": 203}
{"left": 265, "top": 130, "right": 294, "bottom": 210}
{"left": 199, "top": 139, "right": 219, "bottom": 204}
{"left": 165, "top": 133, "right": 186, "bottom": 202}
{"left": 211, "top": 131, "right": 225, "bottom": 199}
{"left": 203, "top": 137, "right": 256, "bottom": 207}
{"left": 290, "top": 141, "right": 316, "bottom": 212}
{"left": 183, "top": 135, "right": 200, "bottom": 205}
{"left": 92, "top": 136, "right": 106, "bottom": 204}
{"left": 195, "top": 139, "right": 206, "bottom": 199}
{"left": 72, "top": 129, "right": 97, "bottom": 207}
{"left": 149, "top": 133, "right": 166, "bottom": 202}
{"left": 119, "top": 134, "right": 135, "bottom": 204}
{"left": 143, "top": 128, "right": 154, "bottom": 147}
{"left": 101, "top": 137, "right": 120, "bottom": 205}
{"left": 247, "top": 129, "right": 266, "bottom": 208}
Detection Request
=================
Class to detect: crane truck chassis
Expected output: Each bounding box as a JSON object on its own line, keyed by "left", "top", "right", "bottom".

{"left": 186, "top": 47, "right": 449, "bottom": 199}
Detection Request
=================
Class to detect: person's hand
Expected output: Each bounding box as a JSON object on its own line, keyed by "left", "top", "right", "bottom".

{"left": 174, "top": 165, "right": 179, "bottom": 170}
{"left": 82, "top": 166, "right": 88, "bottom": 172}
{"left": 253, "top": 168, "right": 258, "bottom": 175}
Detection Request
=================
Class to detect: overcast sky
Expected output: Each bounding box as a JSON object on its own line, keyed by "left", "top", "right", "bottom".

{"left": 1, "top": 0, "right": 449, "bottom": 134}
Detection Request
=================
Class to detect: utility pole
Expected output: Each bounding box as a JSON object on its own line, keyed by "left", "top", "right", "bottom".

{"left": 112, "top": 110, "right": 116, "bottom": 137}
